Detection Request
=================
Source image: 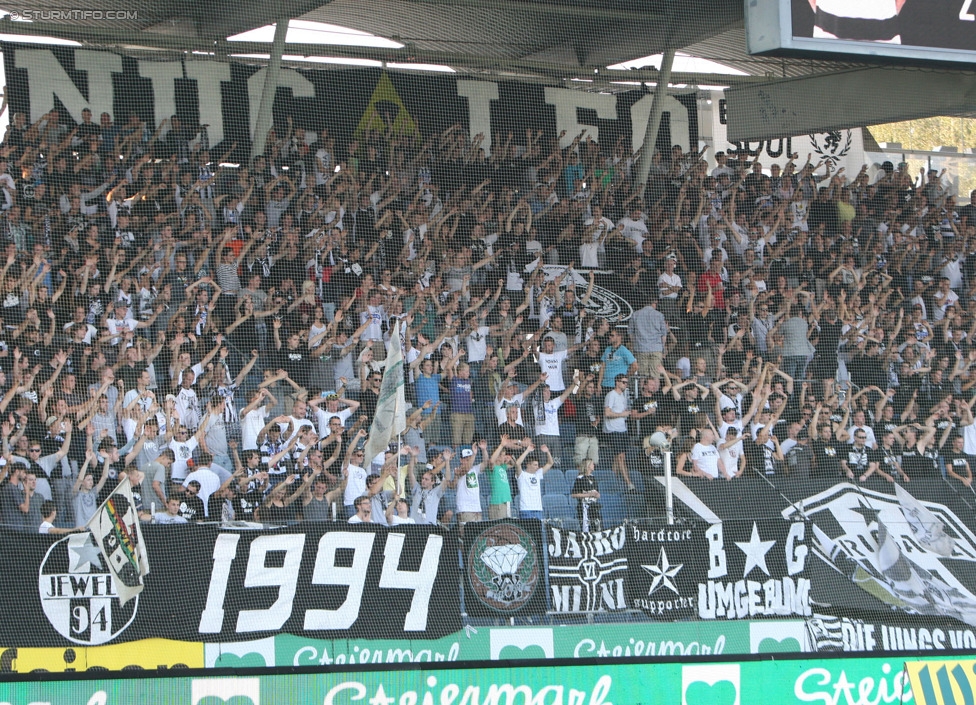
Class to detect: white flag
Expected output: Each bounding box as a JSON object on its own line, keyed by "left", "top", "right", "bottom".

{"left": 895, "top": 483, "right": 956, "bottom": 557}
{"left": 363, "top": 321, "right": 407, "bottom": 466}
{"left": 86, "top": 476, "right": 150, "bottom": 605}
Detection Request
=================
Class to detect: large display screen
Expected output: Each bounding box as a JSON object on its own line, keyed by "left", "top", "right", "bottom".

{"left": 746, "top": 0, "right": 976, "bottom": 63}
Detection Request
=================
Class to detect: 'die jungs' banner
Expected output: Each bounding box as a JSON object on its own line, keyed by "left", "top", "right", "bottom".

{"left": 1, "top": 43, "right": 699, "bottom": 162}
{"left": 0, "top": 523, "right": 460, "bottom": 648}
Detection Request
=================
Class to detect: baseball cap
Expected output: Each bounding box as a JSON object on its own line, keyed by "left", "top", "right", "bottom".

{"left": 721, "top": 406, "right": 736, "bottom": 413}
{"left": 460, "top": 447, "right": 474, "bottom": 458}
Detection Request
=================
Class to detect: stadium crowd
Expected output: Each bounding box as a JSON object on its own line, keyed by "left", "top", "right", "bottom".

{"left": 0, "top": 104, "right": 975, "bottom": 533}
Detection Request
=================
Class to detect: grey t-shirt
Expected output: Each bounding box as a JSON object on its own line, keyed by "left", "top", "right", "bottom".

{"left": 73, "top": 488, "right": 99, "bottom": 527}
{"left": 144, "top": 460, "right": 168, "bottom": 504}
{"left": 1, "top": 480, "right": 25, "bottom": 530}
{"left": 410, "top": 481, "right": 445, "bottom": 525}
{"left": 371, "top": 490, "right": 393, "bottom": 526}
{"left": 205, "top": 415, "right": 229, "bottom": 458}
{"left": 303, "top": 496, "right": 334, "bottom": 522}
{"left": 23, "top": 492, "right": 44, "bottom": 532}
{"left": 134, "top": 436, "right": 163, "bottom": 471}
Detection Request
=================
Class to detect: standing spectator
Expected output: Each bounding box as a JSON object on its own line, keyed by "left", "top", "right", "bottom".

{"left": 531, "top": 380, "right": 576, "bottom": 467}
{"left": 515, "top": 442, "right": 553, "bottom": 520}
{"left": 448, "top": 443, "right": 486, "bottom": 527}
{"left": 599, "top": 328, "right": 637, "bottom": 389}
{"left": 446, "top": 360, "right": 476, "bottom": 448}
{"left": 486, "top": 439, "right": 515, "bottom": 520}
{"left": 691, "top": 428, "right": 731, "bottom": 481}
{"left": 571, "top": 459, "right": 601, "bottom": 532}
{"left": 408, "top": 449, "right": 451, "bottom": 526}
{"left": 603, "top": 374, "right": 637, "bottom": 492}
{"left": 628, "top": 294, "right": 668, "bottom": 379}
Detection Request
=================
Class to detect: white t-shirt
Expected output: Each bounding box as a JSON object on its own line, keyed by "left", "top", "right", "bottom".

{"left": 517, "top": 470, "right": 544, "bottom": 511}
{"left": 963, "top": 420, "right": 976, "bottom": 456}
{"left": 455, "top": 465, "right": 482, "bottom": 513}
{"left": 534, "top": 397, "right": 563, "bottom": 436}
{"left": 718, "top": 420, "right": 744, "bottom": 441}
{"left": 360, "top": 305, "right": 386, "bottom": 341}
{"left": 343, "top": 464, "right": 369, "bottom": 507}
{"left": 168, "top": 437, "right": 199, "bottom": 480}
{"left": 579, "top": 241, "right": 600, "bottom": 268}
{"left": 691, "top": 442, "right": 722, "bottom": 479}
{"left": 657, "top": 272, "right": 681, "bottom": 299}
{"left": 175, "top": 386, "right": 201, "bottom": 431}
{"left": 495, "top": 393, "right": 525, "bottom": 425}
{"left": 617, "top": 216, "right": 648, "bottom": 250}
{"left": 719, "top": 439, "right": 743, "bottom": 478}
{"left": 282, "top": 415, "right": 316, "bottom": 444}
{"left": 604, "top": 389, "right": 629, "bottom": 433}
{"left": 106, "top": 317, "right": 137, "bottom": 345}
{"left": 241, "top": 407, "right": 268, "bottom": 450}
{"left": 466, "top": 326, "right": 490, "bottom": 363}
{"left": 183, "top": 468, "right": 221, "bottom": 516}
{"left": 315, "top": 406, "right": 352, "bottom": 440}
{"left": 933, "top": 289, "right": 960, "bottom": 321}
{"left": 537, "top": 350, "right": 569, "bottom": 391}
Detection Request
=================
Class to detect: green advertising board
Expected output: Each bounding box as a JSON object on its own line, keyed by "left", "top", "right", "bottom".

{"left": 268, "top": 620, "right": 792, "bottom": 668}
{"left": 0, "top": 653, "right": 933, "bottom": 704}
{"left": 0, "top": 621, "right": 810, "bottom": 673}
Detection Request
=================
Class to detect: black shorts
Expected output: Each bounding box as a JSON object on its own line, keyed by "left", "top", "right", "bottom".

{"left": 605, "top": 432, "right": 630, "bottom": 457}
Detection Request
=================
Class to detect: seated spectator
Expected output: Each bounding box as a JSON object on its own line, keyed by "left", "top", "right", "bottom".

{"left": 347, "top": 494, "right": 372, "bottom": 524}
{"left": 154, "top": 497, "right": 189, "bottom": 525}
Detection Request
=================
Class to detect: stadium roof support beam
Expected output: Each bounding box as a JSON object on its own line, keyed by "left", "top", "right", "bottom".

{"left": 405, "top": 0, "right": 662, "bottom": 23}
{"left": 250, "top": 18, "right": 289, "bottom": 160}
{"left": 725, "top": 67, "right": 976, "bottom": 141}
{"left": 636, "top": 46, "right": 675, "bottom": 198}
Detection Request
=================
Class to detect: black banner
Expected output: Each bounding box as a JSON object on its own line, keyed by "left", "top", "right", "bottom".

{"left": 658, "top": 473, "right": 976, "bottom": 629}
{"left": 2, "top": 523, "right": 459, "bottom": 647}
{"left": 625, "top": 522, "right": 700, "bottom": 620}
{"left": 462, "top": 520, "right": 547, "bottom": 618}
{"left": 2, "top": 44, "right": 699, "bottom": 161}
{"left": 546, "top": 525, "right": 628, "bottom": 613}
{"left": 625, "top": 519, "right": 810, "bottom": 621}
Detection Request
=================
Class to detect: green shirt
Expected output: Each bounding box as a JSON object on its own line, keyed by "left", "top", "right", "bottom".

{"left": 488, "top": 464, "right": 513, "bottom": 505}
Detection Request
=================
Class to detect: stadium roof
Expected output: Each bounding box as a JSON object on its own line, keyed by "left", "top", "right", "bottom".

{"left": 0, "top": 0, "right": 969, "bottom": 138}
{"left": 0, "top": 0, "right": 868, "bottom": 86}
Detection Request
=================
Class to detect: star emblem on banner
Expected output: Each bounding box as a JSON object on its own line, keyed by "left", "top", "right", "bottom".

{"left": 735, "top": 523, "right": 775, "bottom": 578}
{"left": 69, "top": 533, "right": 103, "bottom": 573}
{"left": 642, "top": 547, "right": 683, "bottom": 595}
{"left": 851, "top": 499, "right": 882, "bottom": 528}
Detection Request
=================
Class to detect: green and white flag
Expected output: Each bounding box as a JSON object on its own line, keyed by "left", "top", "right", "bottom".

{"left": 363, "top": 321, "right": 407, "bottom": 470}
{"left": 87, "top": 476, "right": 150, "bottom": 606}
